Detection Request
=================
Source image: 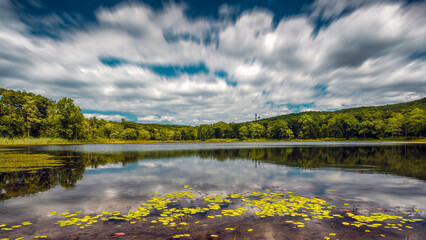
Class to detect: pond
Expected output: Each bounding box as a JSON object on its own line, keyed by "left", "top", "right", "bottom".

{"left": 0, "top": 142, "right": 425, "bottom": 239}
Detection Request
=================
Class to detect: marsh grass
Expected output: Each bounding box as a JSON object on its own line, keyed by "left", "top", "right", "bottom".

{"left": 0, "top": 152, "right": 63, "bottom": 172}
{"left": 0, "top": 137, "right": 74, "bottom": 145}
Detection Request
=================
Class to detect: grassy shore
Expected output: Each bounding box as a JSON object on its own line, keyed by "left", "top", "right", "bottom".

{"left": 0, "top": 137, "right": 425, "bottom": 146}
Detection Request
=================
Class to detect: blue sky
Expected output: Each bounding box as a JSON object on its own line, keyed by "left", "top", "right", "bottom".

{"left": 0, "top": 0, "right": 425, "bottom": 124}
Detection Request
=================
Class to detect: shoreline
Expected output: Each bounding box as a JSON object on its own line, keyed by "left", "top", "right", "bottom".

{"left": 1, "top": 138, "right": 425, "bottom": 146}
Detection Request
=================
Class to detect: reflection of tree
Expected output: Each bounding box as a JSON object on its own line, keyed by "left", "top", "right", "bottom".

{"left": 0, "top": 152, "right": 86, "bottom": 200}
{"left": 219, "top": 145, "right": 426, "bottom": 180}
{"left": 1, "top": 145, "right": 425, "bottom": 201}
{"left": 154, "top": 145, "right": 425, "bottom": 180}
{"left": 0, "top": 170, "right": 57, "bottom": 200}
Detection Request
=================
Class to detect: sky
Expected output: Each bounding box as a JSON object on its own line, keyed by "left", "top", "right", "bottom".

{"left": 0, "top": 0, "right": 425, "bottom": 125}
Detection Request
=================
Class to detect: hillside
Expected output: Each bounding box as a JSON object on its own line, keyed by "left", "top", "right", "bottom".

{"left": 261, "top": 97, "right": 426, "bottom": 122}
{"left": 1, "top": 87, "right": 425, "bottom": 141}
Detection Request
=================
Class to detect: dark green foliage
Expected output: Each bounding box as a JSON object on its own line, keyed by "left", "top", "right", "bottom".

{"left": 1, "top": 88, "right": 425, "bottom": 141}
{"left": 263, "top": 97, "right": 426, "bottom": 122}
{"left": 0, "top": 88, "right": 53, "bottom": 138}
{"left": 198, "top": 124, "right": 214, "bottom": 140}
{"left": 251, "top": 98, "right": 426, "bottom": 140}
{"left": 270, "top": 120, "right": 294, "bottom": 139}
{"left": 54, "top": 98, "right": 86, "bottom": 140}
{"left": 238, "top": 125, "right": 249, "bottom": 139}
{"left": 213, "top": 121, "right": 233, "bottom": 138}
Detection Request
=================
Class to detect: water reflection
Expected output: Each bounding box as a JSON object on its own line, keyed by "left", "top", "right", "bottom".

{"left": 1, "top": 143, "right": 425, "bottom": 201}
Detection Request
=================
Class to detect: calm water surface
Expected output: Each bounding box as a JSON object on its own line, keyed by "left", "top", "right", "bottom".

{"left": 0, "top": 142, "right": 425, "bottom": 239}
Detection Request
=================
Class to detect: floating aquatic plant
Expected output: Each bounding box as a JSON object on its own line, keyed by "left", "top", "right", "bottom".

{"left": 1, "top": 185, "right": 424, "bottom": 239}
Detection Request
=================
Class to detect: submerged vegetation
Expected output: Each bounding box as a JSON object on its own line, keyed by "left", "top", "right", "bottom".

{"left": 0, "top": 152, "right": 62, "bottom": 173}
{"left": 1, "top": 88, "right": 425, "bottom": 143}
{"left": 0, "top": 186, "right": 424, "bottom": 239}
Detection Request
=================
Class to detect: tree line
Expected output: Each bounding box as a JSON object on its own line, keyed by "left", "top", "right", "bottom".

{"left": 0, "top": 88, "right": 425, "bottom": 141}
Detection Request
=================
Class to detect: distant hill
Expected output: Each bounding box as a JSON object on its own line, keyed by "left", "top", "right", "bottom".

{"left": 261, "top": 97, "right": 426, "bottom": 122}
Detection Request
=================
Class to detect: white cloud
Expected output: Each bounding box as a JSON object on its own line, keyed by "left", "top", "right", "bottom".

{"left": 137, "top": 115, "right": 175, "bottom": 123}
{"left": 83, "top": 113, "right": 126, "bottom": 121}
{"left": 0, "top": 0, "right": 425, "bottom": 124}
{"left": 86, "top": 162, "right": 125, "bottom": 170}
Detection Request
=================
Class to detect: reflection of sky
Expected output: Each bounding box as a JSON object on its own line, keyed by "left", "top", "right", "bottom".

{"left": 39, "top": 142, "right": 410, "bottom": 153}
{"left": 1, "top": 151, "right": 426, "bottom": 224}
{"left": 85, "top": 162, "right": 129, "bottom": 170}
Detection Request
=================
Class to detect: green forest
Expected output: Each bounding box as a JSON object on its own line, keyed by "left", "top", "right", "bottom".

{"left": 0, "top": 88, "right": 425, "bottom": 142}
